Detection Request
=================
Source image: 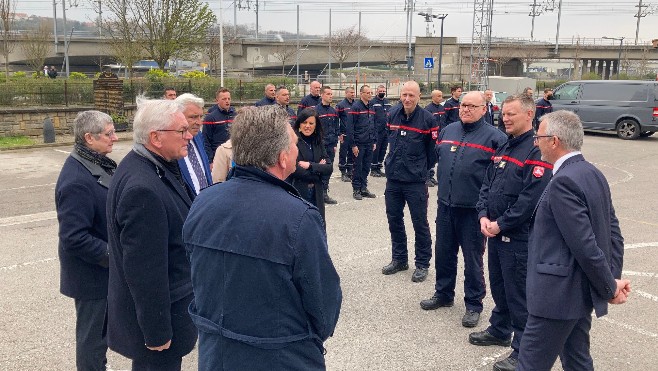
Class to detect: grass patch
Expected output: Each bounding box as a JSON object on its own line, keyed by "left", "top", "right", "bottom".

{"left": 0, "top": 136, "right": 35, "bottom": 148}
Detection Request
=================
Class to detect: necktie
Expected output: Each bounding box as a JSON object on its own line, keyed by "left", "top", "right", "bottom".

{"left": 187, "top": 142, "right": 208, "bottom": 190}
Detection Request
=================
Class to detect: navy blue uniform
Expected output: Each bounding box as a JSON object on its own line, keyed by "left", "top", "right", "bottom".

{"left": 316, "top": 103, "right": 340, "bottom": 191}
{"left": 443, "top": 97, "right": 461, "bottom": 124}
{"left": 370, "top": 96, "right": 391, "bottom": 171}
{"left": 346, "top": 99, "right": 375, "bottom": 191}
{"left": 485, "top": 102, "right": 495, "bottom": 125}
{"left": 297, "top": 94, "right": 321, "bottom": 115}
{"left": 276, "top": 104, "right": 297, "bottom": 125}
{"left": 384, "top": 105, "right": 438, "bottom": 268}
{"left": 534, "top": 98, "right": 553, "bottom": 130}
{"left": 434, "top": 118, "right": 507, "bottom": 313}
{"left": 424, "top": 102, "right": 446, "bottom": 132}
{"left": 254, "top": 96, "right": 276, "bottom": 107}
{"left": 203, "top": 106, "right": 235, "bottom": 162}
{"left": 476, "top": 130, "right": 552, "bottom": 359}
{"left": 336, "top": 98, "right": 354, "bottom": 174}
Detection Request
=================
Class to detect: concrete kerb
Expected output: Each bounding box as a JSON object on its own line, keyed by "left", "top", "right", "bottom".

{"left": 0, "top": 131, "right": 135, "bottom": 151}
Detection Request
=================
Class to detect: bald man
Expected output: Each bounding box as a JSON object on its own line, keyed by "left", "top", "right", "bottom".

{"left": 297, "top": 80, "right": 322, "bottom": 115}
{"left": 381, "top": 81, "right": 438, "bottom": 283}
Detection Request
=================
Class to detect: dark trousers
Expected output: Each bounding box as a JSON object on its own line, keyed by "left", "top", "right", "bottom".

{"left": 132, "top": 358, "right": 183, "bottom": 371}
{"left": 74, "top": 298, "right": 108, "bottom": 371}
{"left": 434, "top": 203, "right": 486, "bottom": 312}
{"left": 518, "top": 314, "right": 593, "bottom": 371}
{"left": 371, "top": 131, "right": 388, "bottom": 170}
{"left": 486, "top": 236, "right": 528, "bottom": 358}
{"left": 322, "top": 143, "right": 337, "bottom": 190}
{"left": 338, "top": 139, "right": 354, "bottom": 173}
{"left": 385, "top": 180, "right": 432, "bottom": 268}
{"left": 351, "top": 143, "right": 373, "bottom": 190}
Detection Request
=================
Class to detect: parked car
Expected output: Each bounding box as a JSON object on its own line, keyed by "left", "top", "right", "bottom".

{"left": 551, "top": 80, "right": 658, "bottom": 140}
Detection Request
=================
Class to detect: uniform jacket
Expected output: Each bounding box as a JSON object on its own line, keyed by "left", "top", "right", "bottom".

{"left": 436, "top": 118, "right": 507, "bottom": 208}
{"left": 370, "top": 96, "right": 391, "bottom": 133}
{"left": 425, "top": 102, "right": 446, "bottom": 132}
{"left": 106, "top": 145, "right": 197, "bottom": 362}
{"left": 255, "top": 96, "right": 276, "bottom": 107}
{"left": 315, "top": 103, "right": 340, "bottom": 147}
{"left": 56, "top": 154, "right": 111, "bottom": 300}
{"left": 485, "top": 102, "right": 495, "bottom": 125}
{"left": 178, "top": 132, "right": 213, "bottom": 196}
{"left": 335, "top": 98, "right": 353, "bottom": 136}
{"left": 183, "top": 165, "right": 342, "bottom": 371}
{"left": 203, "top": 106, "right": 236, "bottom": 161}
{"left": 297, "top": 94, "right": 321, "bottom": 115}
{"left": 476, "top": 130, "right": 552, "bottom": 241}
{"left": 534, "top": 98, "right": 553, "bottom": 128}
{"left": 277, "top": 104, "right": 297, "bottom": 125}
{"left": 346, "top": 99, "right": 375, "bottom": 146}
{"left": 385, "top": 105, "right": 438, "bottom": 183}
{"left": 288, "top": 133, "right": 333, "bottom": 219}
{"left": 527, "top": 154, "right": 624, "bottom": 320}
{"left": 443, "top": 97, "right": 461, "bottom": 124}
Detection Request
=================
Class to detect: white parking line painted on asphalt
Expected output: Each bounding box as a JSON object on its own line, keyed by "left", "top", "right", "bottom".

{"left": 635, "top": 290, "right": 658, "bottom": 303}
{"left": 598, "top": 316, "right": 658, "bottom": 338}
{"left": 0, "top": 257, "right": 56, "bottom": 272}
{"left": 623, "top": 270, "right": 657, "bottom": 277}
{"left": 620, "top": 217, "right": 658, "bottom": 228}
{"left": 0, "top": 211, "right": 57, "bottom": 227}
{"left": 53, "top": 149, "right": 70, "bottom": 154}
{"left": 592, "top": 162, "right": 634, "bottom": 186}
{"left": 0, "top": 183, "right": 56, "bottom": 192}
{"left": 624, "top": 242, "right": 658, "bottom": 250}
{"left": 469, "top": 348, "right": 509, "bottom": 371}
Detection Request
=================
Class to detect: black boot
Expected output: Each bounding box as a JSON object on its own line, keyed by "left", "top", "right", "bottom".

{"left": 324, "top": 190, "right": 338, "bottom": 205}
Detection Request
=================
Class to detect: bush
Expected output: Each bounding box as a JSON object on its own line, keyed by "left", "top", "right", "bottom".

{"left": 69, "top": 72, "right": 88, "bottom": 80}
{"left": 180, "top": 70, "right": 209, "bottom": 79}
{"left": 581, "top": 72, "right": 601, "bottom": 80}
{"left": 11, "top": 71, "right": 27, "bottom": 79}
{"left": 145, "top": 69, "right": 173, "bottom": 81}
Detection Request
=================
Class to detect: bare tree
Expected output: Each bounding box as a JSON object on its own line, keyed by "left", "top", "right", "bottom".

{"left": 489, "top": 50, "right": 512, "bottom": 76}
{"left": 0, "top": 0, "right": 15, "bottom": 82}
{"left": 327, "top": 26, "right": 365, "bottom": 73}
{"left": 21, "top": 20, "right": 52, "bottom": 76}
{"left": 517, "top": 44, "right": 544, "bottom": 74}
{"left": 102, "top": 0, "right": 216, "bottom": 70}
{"left": 271, "top": 44, "right": 297, "bottom": 77}
{"left": 206, "top": 23, "right": 238, "bottom": 78}
{"left": 379, "top": 43, "right": 405, "bottom": 74}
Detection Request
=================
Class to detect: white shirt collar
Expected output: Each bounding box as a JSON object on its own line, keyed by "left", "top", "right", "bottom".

{"left": 552, "top": 151, "right": 581, "bottom": 174}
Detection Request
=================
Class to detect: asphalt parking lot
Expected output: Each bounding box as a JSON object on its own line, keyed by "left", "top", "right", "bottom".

{"left": 1, "top": 131, "right": 657, "bottom": 370}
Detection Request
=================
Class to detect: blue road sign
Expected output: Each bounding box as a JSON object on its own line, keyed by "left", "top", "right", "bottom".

{"left": 424, "top": 57, "right": 434, "bottom": 69}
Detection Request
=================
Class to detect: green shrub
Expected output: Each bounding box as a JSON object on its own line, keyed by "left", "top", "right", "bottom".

{"left": 69, "top": 72, "right": 88, "bottom": 80}
{"left": 11, "top": 71, "right": 27, "bottom": 79}
{"left": 145, "top": 69, "right": 173, "bottom": 81}
{"left": 180, "top": 70, "right": 209, "bottom": 79}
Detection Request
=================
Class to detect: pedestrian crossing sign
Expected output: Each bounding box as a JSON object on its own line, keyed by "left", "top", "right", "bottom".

{"left": 424, "top": 58, "right": 434, "bottom": 69}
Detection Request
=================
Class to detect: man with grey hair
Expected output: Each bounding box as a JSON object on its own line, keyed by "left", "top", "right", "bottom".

{"left": 517, "top": 110, "right": 630, "bottom": 371}
{"left": 297, "top": 80, "right": 322, "bottom": 115}
{"left": 176, "top": 93, "right": 213, "bottom": 196}
{"left": 184, "top": 105, "right": 342, "bottom": 370}
{"left": 56, "top": 110, "right": 117, "bottom": 370}
{"left": 107, "top": 98, "right": 197, "bottom": 370}
{"left": 255, "top": 83, "right": 277, "bottom": 107}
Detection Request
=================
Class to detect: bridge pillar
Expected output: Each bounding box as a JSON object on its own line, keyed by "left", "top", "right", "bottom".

{"left": 597, "top": 60, "right": 604, "bottom": 77}
{"left": 572, "top": 59, "right": 581, "bottom": 79}
{"left": 589, "top": 59, "right": 596, "bottom": 74}
{"left": 605, "top": 60, "right": 615, "bottom": 80}
{"left": 611, "top": 59, "right": 619, "bottom": 78}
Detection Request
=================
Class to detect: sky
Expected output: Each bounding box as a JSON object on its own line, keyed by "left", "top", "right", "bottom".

{"left": 15, "top": 0, "right": 658, "bottom": 46}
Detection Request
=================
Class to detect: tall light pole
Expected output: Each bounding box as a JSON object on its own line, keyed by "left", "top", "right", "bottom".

{"left": 603, "top": 36, "right": 624, "bottom": 79}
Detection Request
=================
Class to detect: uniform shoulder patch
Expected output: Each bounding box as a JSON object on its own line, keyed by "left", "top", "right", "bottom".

{"left": 533, "top": 166, "right": 545, "bottom": 178}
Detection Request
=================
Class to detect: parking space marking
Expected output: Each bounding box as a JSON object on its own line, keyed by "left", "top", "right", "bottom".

{"left": 598, "top": 316, "right": 658, "bottom": 338}
{"left": 635, "top": 290, "right": 658, "bottom": 303}
{"left": 624, "top": 241, "right": 658, "bottom": 250}
{"left": 0, "top": 211, "right": 56, "bottom": 227}
{"left": 469, "top": 349, "right": 508, "bottom": 371}
{"left": 623, "top": 270, "right": 657, "bottom": 277}
{"left": 592, "top": 162, "right": 634, "bottom": 186}
{"left": 0, "top": 257, "right": 56, "bottom": 273}
{"left": 53, "top": 149, "right": 70, "bottom": 154}
{"left": 0, "top": 183, "right": 56, "bottom": 192}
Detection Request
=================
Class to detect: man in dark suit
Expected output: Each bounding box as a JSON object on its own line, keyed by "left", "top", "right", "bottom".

{"left": 484, "top": 89, "right": 495, "bottom": 125}
{"left": 518, "top": 110, "right": 631, "bottom": 371}
{"left": 107, "top": 98, "right": 197, "bottom": 370}
{"left": 176, "top": 93, "right": 213, "bottom": 197}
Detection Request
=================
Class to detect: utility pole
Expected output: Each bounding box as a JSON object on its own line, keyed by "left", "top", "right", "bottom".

{"left": 553, "top": 0, "right": 563, "bottom": 55}
{"left": 97, "top": 0, "right": 102, "bottom": 36}
{"left": 220, "top": 0, "right": 224, "bottom": 86}
{"left": 418, "top": 11, "right": 448, "bottom": 87}
{"left": 405, "top": 0, "right": 414, "bottom": 77}
{"left": 328, "top": 9, "right": 331, "bottom": 83}
{"left": 62, "top": 0, "right": 70, "bottom": 77}
{"left": 296, "top": 5, "right": 300, "bottom": 86}
{"left": 52, "top": 0, "right": 58, "bottom": 54}
{"left": 529, "top": 0, "right": 541, "bottom": 40}
{"left": 634, "top": 0, "right": 649, "bottom": 45}
{"left": 357, "top": 12, "right": 361, "bottom": 78}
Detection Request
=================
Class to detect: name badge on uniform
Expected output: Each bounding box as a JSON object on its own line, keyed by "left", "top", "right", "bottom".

{"left": 502, "top": 236, "right": 510, "bottom": 242}
{"left": 400, "top": 130, "right": 407, "bottom": 136}
{"left": 450, "top": 145, "right": 457, "bottom": 152}
{"left": 498, "top": 161, "right": 506, "bottom": 169}
{"left": 493, "top": 156, "right": 502, "bottom": 163}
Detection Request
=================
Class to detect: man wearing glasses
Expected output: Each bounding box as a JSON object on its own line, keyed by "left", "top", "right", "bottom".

{"left": 176, "top": 93, "right": 213, "bottom": 196}
{"left": 421, "top": 91, "right": 507, "bottom": 329}
{"left": 468, "top": 95, "right": 552, "bottom": 371}
{"left": 106, "top": 98, "right": 197, "bottom": 370}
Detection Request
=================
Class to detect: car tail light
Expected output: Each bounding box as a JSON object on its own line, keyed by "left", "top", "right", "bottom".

{"left": 493, "top": 105, "right": 499, "bottom": 111}
{"left": 653, "top": 107, "right": 658, "bottom": 117}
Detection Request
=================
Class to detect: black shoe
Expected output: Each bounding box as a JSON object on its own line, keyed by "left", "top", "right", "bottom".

{"left": 411, "top": 267, "right": 428, "bottom": 282}
{"left": 468, "top": 330, "right": 511, "bottom": 347}
{"left": 462, "top": 310, "right": 480, "bottom": 328}
{"left": 382, "top": 260, "right": 409, "bottom": 275}
{"left": 360, "top": 188, "right": 376, "bottom": 198}
{"left": 341, "top": 173, "right": 351, "bottom": 182}
{"left": 425, "top": 178, "right": 435, "bottom": 187}
{"left": 420, "top": 294, "right": 454, "bottom": 310}
{"left": 430, "top": 177, "right": 438, "bottom": 186}
{"left": 353, "top": 190, "right": 362, "bottom": 200}
{"left": 323, "top": 191, "right": 338, "bottom": 205}
{"left": 370, "top": 170, "right": 383, "bottom": 177}
{"left": 493, "top": 355, "right": 518, "bottom": 371}
{"left": 376, "top": 168, "right": 385, "bottom": 177}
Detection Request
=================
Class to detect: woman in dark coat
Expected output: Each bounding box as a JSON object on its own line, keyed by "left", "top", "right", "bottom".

{"left": 287, "top": 108, "right": 333, "bottom": 219}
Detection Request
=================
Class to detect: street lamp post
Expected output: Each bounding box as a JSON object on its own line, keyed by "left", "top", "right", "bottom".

{"left": 603, "top": 36, "right": 624, "bottom": 79}
{"left": 437, "top": 14, "right": 447, "bottom": 89}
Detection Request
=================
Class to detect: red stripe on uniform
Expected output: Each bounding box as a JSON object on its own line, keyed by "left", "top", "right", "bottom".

{"left": 203, "top": 120, "right": 233, "bottom": 125}
{"left": 386, "top": 124, "right": 431, "bottom": 134}
{"left": 501, "top": 155, "right": 524, "bottom": 167}
{"left": 348, "top": 110, "right": 375, "bottom": 115}
{"left": 437, "top": 140, "right": 496, "bottom": 153}
{"left": 525, "top": 159, "right": 553, "bottom": 169}
{"left": 318, "top": 114, "right": 338, "bottom": 118}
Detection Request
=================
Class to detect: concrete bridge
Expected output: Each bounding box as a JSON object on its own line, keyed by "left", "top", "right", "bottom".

{"left": 6, "top": 35, "right": 658, "bottom": 81}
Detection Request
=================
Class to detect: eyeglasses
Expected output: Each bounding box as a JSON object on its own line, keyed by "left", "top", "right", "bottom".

{"left": 186, "top": 114, "right": 203, "bottom": 121}
{"left": 156, "top": 127, "right": 190, "bottom": 138}
{"left": 533, "top": 135, "right": 555, "bottom": 142}
{"left": 460, "top": 104, "right": 484, "bottom": 110}
{"left": 101, "top": 130, "right": 116, "bottom": 138}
